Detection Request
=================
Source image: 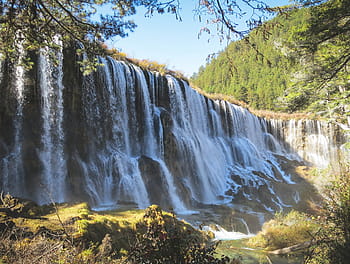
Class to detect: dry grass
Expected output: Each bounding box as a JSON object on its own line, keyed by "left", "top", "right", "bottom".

{"left": 0, "top": 233, "right": 126, "bottom": 264}
{"left": 190, "top": 84, "right": 249, "bottom": 108}
{"left": 103, "top": 47, "right": 187, "bottom": 80}
{"left": 190, "top": 85, "right": 317, "bottom": 121}
{"left": 189, "top": 83, "right": 320, "bottom": 121}
{"left": 247, "top": 210, "right": 319, "bottom": 251}
{"left": 251, "top": 109, "right": 316, "bottom": 120}
{"left": 0, "top": 201, "right": 213, "bottom": 264}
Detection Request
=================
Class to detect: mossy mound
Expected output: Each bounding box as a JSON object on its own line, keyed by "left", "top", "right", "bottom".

{"left": 0, "top": 196, "right": 224, "bottom": 264}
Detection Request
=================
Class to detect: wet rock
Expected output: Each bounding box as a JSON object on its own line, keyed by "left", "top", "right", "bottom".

{"left": 138, "top": 155, "right": 171, "bottom": 207}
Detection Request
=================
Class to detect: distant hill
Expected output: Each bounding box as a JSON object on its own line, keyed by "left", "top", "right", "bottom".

{"left": 191, "top": 7, "right": 308, "bottom": 110}
{"left": 191, "top": 1, "right": 349, "bottom": 124}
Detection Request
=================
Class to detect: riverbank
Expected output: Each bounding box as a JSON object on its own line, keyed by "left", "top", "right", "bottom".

{"left": 1, "top": 194, "right": 320, "bottom": 264}
{"left": 0, "top": 196, "right": 237, "bottom": 263}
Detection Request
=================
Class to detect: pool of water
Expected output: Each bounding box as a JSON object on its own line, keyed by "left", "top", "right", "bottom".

{"left": 216, "top": 239, "right": 303, "bottom": 264}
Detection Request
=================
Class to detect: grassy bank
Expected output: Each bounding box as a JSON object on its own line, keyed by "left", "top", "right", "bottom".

{"left": 0, "top": 196, "right": 234, "bottom": 264}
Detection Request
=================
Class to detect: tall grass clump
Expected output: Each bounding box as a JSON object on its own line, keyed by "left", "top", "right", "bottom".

{"left": 247, "top": 210, "right": 319, "bottom": 251}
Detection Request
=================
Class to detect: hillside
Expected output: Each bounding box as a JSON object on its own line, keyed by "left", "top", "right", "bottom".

{"left": 191, "top": 1, "right": 350, "bottom": 124}
{"left": 191, "top": 7, "right": 307, "bottom": 110}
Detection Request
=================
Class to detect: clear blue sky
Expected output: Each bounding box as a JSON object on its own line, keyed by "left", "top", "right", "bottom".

{"left": 107, "top": 0, "right": 290, "bottom": 77}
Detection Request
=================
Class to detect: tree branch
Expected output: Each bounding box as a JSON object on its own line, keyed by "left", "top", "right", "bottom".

{"left": 37, "top": 0, "right": 85, "bottom": 44}
{"left": 51, "top": 0, "right": 97, "bottom": 29}
{"left": 215, "top": 0, "right": 244, "bottom": 37}
{"left": 322, "top": 53, "right": 350, "bottom": 84}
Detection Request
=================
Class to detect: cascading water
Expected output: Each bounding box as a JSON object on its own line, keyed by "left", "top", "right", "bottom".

{"left": 0, "top": 51, "right": 346, "bottom": 225}
{"left": 266, "top": 119, "right": 344, "bottom": 168}
{"left": 76, "top": 58, "right": 151, "bottom": 209}
{"left": 76, "top": 58, "right": 187, "bottom": 212}
{"left": 0, "top": 43, "right": 26, "bottom": 197}
{"left": 37, "top": 45, "right": 67, "bottom": 203}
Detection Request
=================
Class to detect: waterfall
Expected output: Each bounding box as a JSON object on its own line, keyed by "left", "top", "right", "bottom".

{"left": 77, "top": 58, "right": 188, "bottom": 212}
{"left": 37, "top": 44, "right": 67, "bottom": 203}
{"left": 267, "top": 119, "right": 343, "bottom": 168}
{"left": 0, "top": 52, "right": 346, "bottom": 218}
{"left": 77, "top": 58, "right": 151, "bottom": 209}
{"left": 0, "top": 43, "right": 26, "bottom": 196}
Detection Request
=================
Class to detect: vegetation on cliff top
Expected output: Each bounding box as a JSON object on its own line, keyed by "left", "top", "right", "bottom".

{"left": 103, "top": 45, "right": 187, "bottom": 80}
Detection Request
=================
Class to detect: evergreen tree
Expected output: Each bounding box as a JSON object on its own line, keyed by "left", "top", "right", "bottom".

{"left": 283, "top": 0, "right": 350, "bottom": 122}
{"left": 192, "top": 0, "right": 350, "bottom": 124}
{"left": 0, "top": 0, "right": 181, "bottom": 68}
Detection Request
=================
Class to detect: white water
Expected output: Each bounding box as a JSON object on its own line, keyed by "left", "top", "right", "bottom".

{"left": 1, "top": 42, "right": 25, "bottom": 196}
{"left": 78, "top": 58, "right": 190, "bottom": 212}
{"left": 79, "top": 58, "right": 151, "bottom": 209}
{"left": 0, "top": 54, "right": 346, "bottom": 219}
{"left": 267, "top": 119, "right": 342, "bottom": 168}
{"left": 204, "top": 225, "right": 254, "bottom": 241}
{"left": 38, "top": 43, "right": 66, "bottom": 203}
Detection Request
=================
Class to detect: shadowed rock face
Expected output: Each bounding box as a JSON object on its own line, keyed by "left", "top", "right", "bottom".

{"left": 0, "top": 49, "right": 346, "bottom": 230}
{"left": 138, "top": 155, "right": 168, "bottom": 206}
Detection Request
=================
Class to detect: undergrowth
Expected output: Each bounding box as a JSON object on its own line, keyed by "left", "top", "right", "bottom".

{"left": 304, "top": 163, "right": 350, "bottom": 264}
{"left": 0, "top": 196, "right": 239, "bottom": 264}
{"left": 247, "top": 210, "right": 319, "bottom": 250}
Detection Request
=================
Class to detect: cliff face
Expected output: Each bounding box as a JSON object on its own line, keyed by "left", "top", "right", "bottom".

{"left": 0, "top": 49, "right": 346, "bottom": 221}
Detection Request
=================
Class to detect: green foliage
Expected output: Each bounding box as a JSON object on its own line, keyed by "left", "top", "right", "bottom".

{"left": 305, "top": 164, "right": 350, "bottom": 264}
{"left": 0, "top": 0, "right": 180, "bottom": 70}
{"left": 247, "top": 210, "right": 319, "bottom": 250}
{"left": 192, "top": 7, "right": 307, "bottom": 111}
{"left": 283, "top": 0, "right": 350, "bottom": 123}
{"left": 126, "top": 205, "right": 232, "bottom": 264}
{"left": 192, "top": 1, "right": 350, "bottom": 123}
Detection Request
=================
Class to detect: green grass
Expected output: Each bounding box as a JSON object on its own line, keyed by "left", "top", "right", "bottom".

{"left": 247, "top": 210, "right": 319, "bottom": 251}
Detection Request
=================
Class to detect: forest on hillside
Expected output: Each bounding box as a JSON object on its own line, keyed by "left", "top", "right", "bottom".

{"left": 191, "top": 0, "right": 350, "bottom": 124}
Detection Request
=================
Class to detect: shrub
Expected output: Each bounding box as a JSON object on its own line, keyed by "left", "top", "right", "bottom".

{"left": 247, "top": 210, "right": 319, "bottom": 250}
{"left": 1, "top": 202, "right": 238, "bottom": 264}
{"left": 126, "top": 205, "right": 232, "bottom": 264}
{"left": 304, "top": 164, "right": 350, "bottom": 264}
